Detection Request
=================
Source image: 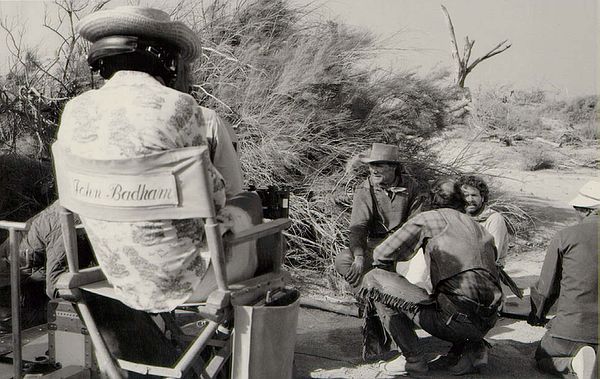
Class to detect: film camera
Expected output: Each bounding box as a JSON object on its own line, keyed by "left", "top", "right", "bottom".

{"left": 247, "top": 185, "right": 290, "bottom": 219}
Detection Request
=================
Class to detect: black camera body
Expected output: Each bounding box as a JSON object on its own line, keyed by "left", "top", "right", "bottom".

{"left": 247, "top": 185, "right": 290, "bottom": 219}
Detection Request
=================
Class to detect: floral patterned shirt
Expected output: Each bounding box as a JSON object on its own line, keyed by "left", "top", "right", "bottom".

{"left": 57, "top": 70, "right": 227, "bottom": 312}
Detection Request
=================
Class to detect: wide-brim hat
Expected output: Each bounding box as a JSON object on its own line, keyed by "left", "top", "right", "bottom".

{"left": 569, "top": 180, "right": 600, "bottom": 209}
{"left": 359, "top": 143, "right": 400, "bottom": 164}
{"left": 77, "top": 6, "right": 201, "bottom": 63}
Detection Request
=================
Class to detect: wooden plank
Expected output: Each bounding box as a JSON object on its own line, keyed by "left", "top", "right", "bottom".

{"left": 300, "top": 297, "right": 359, "bottom": 318}
{"left": 204, "top": 340, "right": 231, "bottom": 378}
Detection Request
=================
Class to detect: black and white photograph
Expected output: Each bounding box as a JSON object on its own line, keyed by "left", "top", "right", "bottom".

{"left": 0, "top": 0, "right": 597, "bottom": 378}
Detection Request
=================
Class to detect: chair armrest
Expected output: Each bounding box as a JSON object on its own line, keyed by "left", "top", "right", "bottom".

{"left": 0, "top": 221, "right": 28, "bottom": 231}
{"left": 223, "top": 218, "right": 291, "bottom": 247}
{"left": 229, "top": 271, "right": 290, "bottom": 306}
{"left": 55, "top": 266, "right": 106, "bottom": 290}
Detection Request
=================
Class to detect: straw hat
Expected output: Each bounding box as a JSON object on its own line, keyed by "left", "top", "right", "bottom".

{"left": 569, "top": 180, "right": 600, "bottom": 209}
{"left": 77, "top": 6, "right": 201, "bottom": 62}
{"left": 359, "top": 143, "right": 400, "bottom": 164}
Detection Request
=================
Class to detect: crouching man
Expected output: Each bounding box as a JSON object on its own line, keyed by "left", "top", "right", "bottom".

{"left": 361, "top": 178, "right": 502, "bottom": 376}
{"left": 528, "top": 181, "right": 598, "bottom": 379}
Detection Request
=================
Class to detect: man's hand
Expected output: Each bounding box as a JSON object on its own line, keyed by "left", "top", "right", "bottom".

{"left": 345, "top": 255, "right": 365, "bottom": 287}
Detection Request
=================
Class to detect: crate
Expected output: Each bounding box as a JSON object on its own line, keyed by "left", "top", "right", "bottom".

{"left": 47, "top": 300, "right": 97, "bottom": 375}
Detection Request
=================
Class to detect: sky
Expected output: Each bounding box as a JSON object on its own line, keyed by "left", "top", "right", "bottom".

{"left": 308, "top": 0, "right": 598, "bottom": 98}
{"left": 0, "top": 0, "right": 598, "bottom": 98}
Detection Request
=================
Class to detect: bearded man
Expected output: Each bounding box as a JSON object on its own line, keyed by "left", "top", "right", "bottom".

{"left": 458, "top": 175, "right": 509, "bottom": 267}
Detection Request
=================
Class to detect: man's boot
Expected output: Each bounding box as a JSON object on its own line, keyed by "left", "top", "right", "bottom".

{"left": 376, "top": 308, "right": 428, "bottom": 375}
{"left": 429, "top": 342, "right": 465, "bottom": 370}
{"left": 449, "top": 340, "right": 489, "bottom": 375}
{"left": 380, "top": 353, "right": 429, "bottom": 376}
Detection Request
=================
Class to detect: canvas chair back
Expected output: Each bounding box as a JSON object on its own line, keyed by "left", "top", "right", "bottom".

{"left": 52, "top": 142, "right": 229, "bottom": 286}
{"left": 52, "top": 144, "right": 217, "bottom": 221}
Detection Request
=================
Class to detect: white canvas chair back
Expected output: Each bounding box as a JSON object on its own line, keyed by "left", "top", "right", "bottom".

{"left": 52, "top": 143, "right": 216, "bottom": 221}
{"left": 52, "top": 141, "right": 229, "bottom": 293}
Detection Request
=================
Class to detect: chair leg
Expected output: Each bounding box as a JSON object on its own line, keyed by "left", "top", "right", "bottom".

{"left": 76, "top": 300, "right": 123, "bottom": 379}
{"left": 161, "top": 312, "right": 193, "bottom": 350}
{"left": 174, "top": 321, "right": 220, "bottom": 377}
{"left": 204, "top": 339, "right": 232, "bottom": 378}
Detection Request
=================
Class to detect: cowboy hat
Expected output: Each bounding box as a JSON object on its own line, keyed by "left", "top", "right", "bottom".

{"left": 359, "top": 143, "right": 400, "bottom": 164}
{"left": 569, "top": 180, "right": 600, "bottom": 209}
{"left": 77, "top": 6, "right": 201, "bottom": 63}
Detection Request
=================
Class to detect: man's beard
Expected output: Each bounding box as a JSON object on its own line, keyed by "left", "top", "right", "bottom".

{"left": 465, "top": 204, "right": 483, "bottom": 216}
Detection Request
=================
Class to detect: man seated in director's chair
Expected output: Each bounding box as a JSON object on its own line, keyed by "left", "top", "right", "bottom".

{"left": 0, "top": 6, "right": 296, "bottom": 378}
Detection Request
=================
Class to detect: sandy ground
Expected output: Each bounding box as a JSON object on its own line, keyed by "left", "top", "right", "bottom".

{"left": 0, "top": 128, "right": 596, "bottom": 378}
{"left": 294, "top": 132, "right": 598, "bottom": 378}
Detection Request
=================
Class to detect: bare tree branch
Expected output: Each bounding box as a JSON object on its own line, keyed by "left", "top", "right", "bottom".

{"left": 462, "top": 36, "right": 474, "bottom": 67}
{"left": 466, "top": 40, "right": 512, "bottom": 72}
{"left": 191, "top": 84, "right": 233, "bottom": 111}
{"left": 440, "top": 4, "right": 462, "bottom": 77}
{"left": 440, "top": 5, "right": 511, "bottom": 88}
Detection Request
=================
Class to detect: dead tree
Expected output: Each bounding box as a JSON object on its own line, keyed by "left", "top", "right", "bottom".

{"left": 441, "top": 5, "right": 511, "bottom": 88}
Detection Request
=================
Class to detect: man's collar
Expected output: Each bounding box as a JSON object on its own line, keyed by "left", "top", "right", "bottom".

{"left": 105, "top": 70, "right": 162, "bottom": 86}
{"left": 471, "top": 206, "right": 494, "bottom": 222}
{"left": 367, "top": 175, "right": 405, "bottom": 191}
{"left": 386, "top": 186, "right": 408, "bottom": 194}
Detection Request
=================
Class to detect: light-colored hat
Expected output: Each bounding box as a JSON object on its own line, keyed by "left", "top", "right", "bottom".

{"left": 569, "top": 180, "right": 600, "bottom": 209}
{"left": 359, "top": 143, "right": 400, "bottom": 164}
{"left": 77, "top": 6, "right": 201, "bottom": 62}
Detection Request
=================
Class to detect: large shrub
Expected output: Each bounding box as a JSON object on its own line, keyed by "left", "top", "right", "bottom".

{"left": 0, "top": 0, "right": 457, "bottom": 286}
{"left": 187, "top": 0, "right": 456, "bottom": 278}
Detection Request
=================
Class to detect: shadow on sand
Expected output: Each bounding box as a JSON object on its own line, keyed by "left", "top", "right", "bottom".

{"left": 295, "top": 307, "right": 549, "bottom": 378}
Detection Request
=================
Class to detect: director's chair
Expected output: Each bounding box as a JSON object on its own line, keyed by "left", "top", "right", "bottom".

{"left": 50, "top": 143, "right": 293, "bottom": 379}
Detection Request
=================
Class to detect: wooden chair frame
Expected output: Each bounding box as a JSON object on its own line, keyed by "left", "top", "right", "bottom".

{"left": 47, "top": 144, "right": 292, "bottom": 378}
{"left": 0, "top": 221, "right": 28, "bottom": 379}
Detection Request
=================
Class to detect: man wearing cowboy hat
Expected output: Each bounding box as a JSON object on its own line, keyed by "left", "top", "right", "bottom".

{"left": 334, "top": 143, "right": 423, "bottom": 288}
{"left": 528, "top": 180, "right": 598, "bottom": 379}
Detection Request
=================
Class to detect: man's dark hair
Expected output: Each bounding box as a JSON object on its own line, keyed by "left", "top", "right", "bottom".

{"left": 457, "top": 175, "right": 490, "bottom": 204}
{"left": 97, "top": 52, "right": 175, "bottom": 83}
{"left": 88, "top": 36, "right": 179, "bottom": 84}
{"left": 428, "top": 178, "right": 465, "bottom": 210}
